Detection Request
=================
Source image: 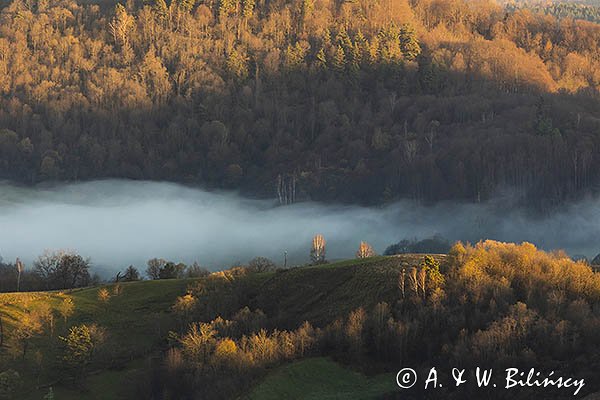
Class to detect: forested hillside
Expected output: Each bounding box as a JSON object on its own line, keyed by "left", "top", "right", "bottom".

{"left": 2, "top": 0, "right": 600, "bottom": 205}
{"left": 506, "top": 1, "right": 600, "bottom": 23}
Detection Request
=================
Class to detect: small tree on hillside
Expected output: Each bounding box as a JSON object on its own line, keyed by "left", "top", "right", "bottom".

{"left": 113, "top": 283, "right": 123, "bottom": 296}
{"left": 159, "top": 262, "right": 186, "bottom": 279}
{"left": 58, "top": 298, "right": 75, "bottom": 324}
{"left": 97, "top": 288, "right": 110, "bottom": 304}
{"left": 173, "top": 294, "right": 197, "bottom": 331}
{"left": 398, "top": 268, "right": 406, "bottom": 299}
{"left": 123, "top": 265, "right": 140, "bottom": 281}
{"left": 180, "top": 322, "right": 217, "bottom": 370}
{"left": 15, "top": 258, "right": 23, "bottom": 292}
{"left": 421, "top": 255, "right": 444, "bottom": 295}
{"left": 356, "top": 242, "right": 376, "bottom": 258}
{"left": 60, "top": 324, "right": 106, "bottom": 381}
{"left": 310, "top": 234, "right": 326, "bottom": 264}
{"left": 146, "top": 258, "right": 166, "bottom": 280}
{"left": 9, "top": 312, "right": 43, "bottom": 360}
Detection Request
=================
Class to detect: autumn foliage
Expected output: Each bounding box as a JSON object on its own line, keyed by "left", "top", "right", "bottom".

{"left": 0, "top": 0, "right": 600, "bottom": 205}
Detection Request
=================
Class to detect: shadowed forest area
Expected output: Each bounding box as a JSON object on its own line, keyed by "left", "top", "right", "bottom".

{"left": 1, "top": 0, "right": 600, "bottom": 206}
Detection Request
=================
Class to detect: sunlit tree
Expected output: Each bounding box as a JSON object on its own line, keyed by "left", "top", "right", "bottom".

{"left": 58, "top": 298, "right": 75, "bottom": 324}
{"left": 310, "top": 234, "right": 326, "bottom": 264}
{"left": 356, "top": 242, "right": 376, "bottom": 258}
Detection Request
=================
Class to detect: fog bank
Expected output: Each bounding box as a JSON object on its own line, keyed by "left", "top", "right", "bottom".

{"left": 0, "top": 180, "right": 598, "bottom": 276}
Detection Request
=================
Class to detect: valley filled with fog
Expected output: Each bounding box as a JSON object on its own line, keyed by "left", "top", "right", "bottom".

{"left": 0, "top": 179, "right": 598, "bottom": 276}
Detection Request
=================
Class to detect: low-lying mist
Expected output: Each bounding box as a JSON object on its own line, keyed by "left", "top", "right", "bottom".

{"left": 0, "top": 179, "right": 598, "bottom": 276}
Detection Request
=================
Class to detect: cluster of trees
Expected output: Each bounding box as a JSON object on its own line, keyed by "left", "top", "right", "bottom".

{"left": 0, "top": 251, "right": 96, "bottom": 293}
{"left": 144, "top": 256, "right": 275, "bottom": 280}
{"left": 1, "top": 0, "right": 600, "bottom": 206}
{"left": 310, "top": 234, "right": 378, "bottom": 264}
{"left": 384, "top": 234, "right": 450, "bottom": 255}
{"left": 143, "top": 241, "right": 599, "bottom": 398}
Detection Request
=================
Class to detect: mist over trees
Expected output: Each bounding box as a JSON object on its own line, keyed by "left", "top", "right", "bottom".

{"left": 0, "top": 0, "right": 599, "bottom": 206}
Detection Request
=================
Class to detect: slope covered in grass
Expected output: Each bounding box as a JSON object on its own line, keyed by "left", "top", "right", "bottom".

{"left": 247, "top": 357, "right": 395, "bottom": 400}
{"left": 0, "top": 279, "right": 192, "bottom": 399}
{"left": 248, "top": 255, "right": 447, "bottom": 328}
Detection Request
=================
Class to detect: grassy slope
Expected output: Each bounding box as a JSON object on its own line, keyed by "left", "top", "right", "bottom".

{"left": 0, "top": 254, "right": 445, "bottom": 399}
{"left": 247, "top": 358, "right": 395, "bottom": 400}
{"left": 249, "top": 255, "right": 447, "bottom": 328}
{"left": 1, "top": 279, "right": 192, "bottom": 399}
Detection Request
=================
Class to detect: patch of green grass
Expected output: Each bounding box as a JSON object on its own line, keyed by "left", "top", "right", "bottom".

{"left": 247, "top": 358, "right": 396, "bottom": 400}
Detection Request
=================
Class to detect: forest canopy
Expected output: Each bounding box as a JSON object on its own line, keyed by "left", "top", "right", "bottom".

{"left": 1, "top": 0, "right": 600, "bottom": 206}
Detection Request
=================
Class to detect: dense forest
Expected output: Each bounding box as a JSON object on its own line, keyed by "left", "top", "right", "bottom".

{"left": 2, "top": 0, "right": 600, "bottom": 205}
{"left": 506, "top": 1, "right": 600, "bottom": 23}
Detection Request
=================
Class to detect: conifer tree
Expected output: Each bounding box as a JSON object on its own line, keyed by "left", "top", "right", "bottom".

{"left": 314, "top": 48, "right": 327, "bottom": 70}
{"left": 332, "top": 45, "right": 346, "bottom": 72}
{"left": 226, "top": 48, "right": 249, "bottom": 80}
{"left": 153, "top": 0, "right": 169, "bottom": 22}
{"left": 242, "top": 0, "right": 254, "bottom": 18}
{"left": 399, "top": 23, "right": 421, "bottom": 61}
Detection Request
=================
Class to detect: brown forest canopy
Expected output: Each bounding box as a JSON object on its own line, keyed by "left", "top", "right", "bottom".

{"left": 1, "top": 0, "right": 600, "bottom": 206}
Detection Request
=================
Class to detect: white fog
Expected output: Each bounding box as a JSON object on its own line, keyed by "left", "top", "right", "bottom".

{"left": 0, "top": 179, "right": 598, "bottom": 276}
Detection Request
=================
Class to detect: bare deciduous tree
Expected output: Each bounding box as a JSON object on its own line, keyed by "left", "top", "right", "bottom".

{"left": 15, "top": 258, "right": 23, "bottom": 292}
{"left": 398, "top": 268, "right": 406, "bottom": 299}
{"left": 310, "top": 234, "right": 326, "bottom": 264}
{"left": 356, "top": 241, "right": 376, "bottom": 258}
